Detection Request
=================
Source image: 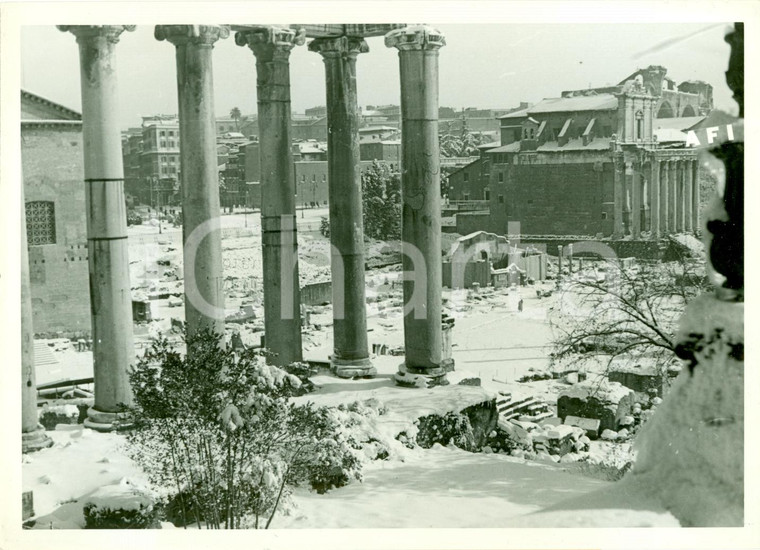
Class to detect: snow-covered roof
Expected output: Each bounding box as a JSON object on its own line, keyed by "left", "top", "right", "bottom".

{"left": 500, "top": 95, "right": 618, "bottom": 119}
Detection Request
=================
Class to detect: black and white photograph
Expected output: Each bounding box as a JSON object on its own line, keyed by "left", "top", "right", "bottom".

{"left": 0, "top": 1, "right": 755, "bottom": 547}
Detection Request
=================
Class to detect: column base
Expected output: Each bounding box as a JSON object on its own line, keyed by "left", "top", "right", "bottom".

{"left": 22, "top": 424, "right": 53, "bottom": 453}
{"left": 83, "top": 407, "right": 134, "bottom": 432}
{"left": 394, "top": 362, "right": 449, "bottom": 388}
{"left": 330, "top": 356, "right": 376, "bottom": 379}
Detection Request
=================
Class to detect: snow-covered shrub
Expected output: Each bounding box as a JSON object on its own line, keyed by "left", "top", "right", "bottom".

{"left": 416, "top": 412, "right": 477, "bottom": 451}
{"left": 281, "top": 361, "right": 318, "bottom": 394}
{"left": 83, "top": 479, "right": 159, "bottom": 529}
{"left": 126, "top": 329, "right": 361, "bottom": 529}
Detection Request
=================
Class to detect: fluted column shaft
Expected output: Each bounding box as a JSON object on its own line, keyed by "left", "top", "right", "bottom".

{"left": 58, "top": 26, "right": 135, "bottom": 420}
{"left": 237, "top": 27, "right": 303, "bottom": 366}
{"left": 156, "top": 25, "right": 228, "bottom": 338}
{"left": 309, "top": 36, "right": 373, "bottom": 376}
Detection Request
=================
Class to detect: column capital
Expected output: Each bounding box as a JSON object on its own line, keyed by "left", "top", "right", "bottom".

{"left": 155, "top": 25, "right": 230, "bottom": 46}
{"left": 57, "top": 25, "right": 135, "bottom": 44}
{"left": 308, "top": 36, "right": 369, "bottom": 58}
{"left": 235, "top": 25, "right": 305, "bottom": 57}
{"left": 385, "top": 25, "right": 446, "bottom": 51}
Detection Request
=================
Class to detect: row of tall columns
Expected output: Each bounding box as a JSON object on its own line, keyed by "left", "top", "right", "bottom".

{"left": 614, "top": 156, "right": 699, "bottom": 240}
{"left": 651, "top": 158, "right": 700, "bottom": 239}
{"left": 58, "top": 26, "right": 136, "bottom": 430}
{"left": 41, "top": 25, "right": 448, "bottom": 439}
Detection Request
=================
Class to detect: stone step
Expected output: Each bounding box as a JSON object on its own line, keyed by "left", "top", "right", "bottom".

{"left": 34, "top": 342, "right": 58, "bottom": 367}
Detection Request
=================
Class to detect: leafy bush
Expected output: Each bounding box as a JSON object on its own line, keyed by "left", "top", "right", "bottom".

{"left": 125, "top": 329, "right": 361, "bottom": 529}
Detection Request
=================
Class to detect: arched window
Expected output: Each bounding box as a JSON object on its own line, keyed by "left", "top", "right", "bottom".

{"left": 26, "top": 201, "right": 56, "bottom": 245}
{"left": 635, "top": 110, "right": 644, "bottom": 140}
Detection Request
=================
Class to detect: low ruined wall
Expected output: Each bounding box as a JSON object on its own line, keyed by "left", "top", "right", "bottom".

{"left": 301, "top": 281, "right": 332, "bottom": 306}
{"left": 442, "top": 260, "right": 490, "bottom": 289}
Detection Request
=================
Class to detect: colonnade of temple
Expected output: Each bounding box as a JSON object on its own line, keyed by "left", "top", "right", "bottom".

{"left": 613, "top": 156, "right": 700, "bottom": 239}
{"left": 22, "top": 24, "right": 448, "bottom": 439}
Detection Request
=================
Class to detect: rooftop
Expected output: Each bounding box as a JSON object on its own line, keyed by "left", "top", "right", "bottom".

{"left": 499, "top": 94, "right": 618, "bottom": 119}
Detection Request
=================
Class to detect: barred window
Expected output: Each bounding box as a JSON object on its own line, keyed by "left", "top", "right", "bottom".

{"left": 26, "top": 201, "right": 56, "bottom": 245}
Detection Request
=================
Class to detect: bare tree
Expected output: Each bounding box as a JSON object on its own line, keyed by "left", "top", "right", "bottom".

{"left": 550, "top": 253, "right": 710, "bottom": 376}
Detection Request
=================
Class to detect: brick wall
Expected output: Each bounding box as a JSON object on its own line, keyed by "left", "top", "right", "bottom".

{"left": 490, "top": 155, "right": 614, "bottom": 236}
{"left": 22, "top": 124, "right": 91, "bottom": 336}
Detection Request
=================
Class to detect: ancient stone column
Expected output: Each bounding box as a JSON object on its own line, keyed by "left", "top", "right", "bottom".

{"left": 58, "top": 25, "right": 136, "bottom": 430}
{"left": 613, "top": 157, "right": 624, "bottom": 238}
{"left": 692, "top": 160, "right": 701, "bottom": 231}
{"left": 650, "top": 159, "right": 661, "bottom": 239}
{"left": 669, "top": 160, "right": 678, "bottom": 233}
{"left": 567, "top": 243, "right": 574, "bottom": 274}
{"left": 387, "top": 25, "right": 447, "bottom": 385}
{"left": 623, "top": 161, "right": 633, "bottom": 236}
{"left": 631, "top": 165, "right": 641, "bottom": 239}
{"left": 309, "top": 36, "right": 374, "bottom": 378}
{"left": 21, "top": 187, "right": 52, "bottom": 452}
{"left": 660, "top": 160, "right": 670, "bottom": 234}
{"left": 236, "top": 26, "right": 304, "bottom": 366}
{"left": 642, "top": 172, "right": 650, "bottom": 233}
{"left": 156, "top": 25, "right": 228, "bottom": 338}
{"left": 557, "top": 245, "right": 563, "bottom": 280}
{"left": 684, "top": 158, "right": 694, "bottom": 232}
{"left": 676, "top": 161, "right": 685, "bottom": 232}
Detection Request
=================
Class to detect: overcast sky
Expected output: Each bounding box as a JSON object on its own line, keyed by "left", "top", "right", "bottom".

{"left": 21, "top": 23, "right": 735, "bottom": 130}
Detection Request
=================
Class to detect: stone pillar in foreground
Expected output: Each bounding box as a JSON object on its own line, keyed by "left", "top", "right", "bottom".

{"left": 236, "top": 26, "right": 304, "bottom": 366}
{"left": 684, "top": 158, "right": 694, "bottom": 232}
{"left": 650, "top": 159, "right": 661, "bottom": 239}
{"left": 21, "top": 187, "right": 53, "bottom": 452}
{"left": 557, "top": 245, "right": 563, "bottom": 280}
{"left": 309, "top": 36, "right": 374, "bottom": 378}
{"left": 58, "top": 25, "right": 135, "bottom": 430}
{"left": 387, "top": 25, "right": 447, "bottom": 386}
{"left": 156, "top": 25, "right": 228, "bottom": 338}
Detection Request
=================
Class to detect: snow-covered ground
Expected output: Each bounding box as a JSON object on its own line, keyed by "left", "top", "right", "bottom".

{"left": 22, "top": 418, "right": 678, "bottom": 529}
{"left": 25, "top": 216, "right": 737, "bottom": 531}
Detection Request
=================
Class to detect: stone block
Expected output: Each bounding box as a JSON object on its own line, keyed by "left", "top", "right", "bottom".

{"left": 563, "top": 415, "right": 601, "bottom": 439}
